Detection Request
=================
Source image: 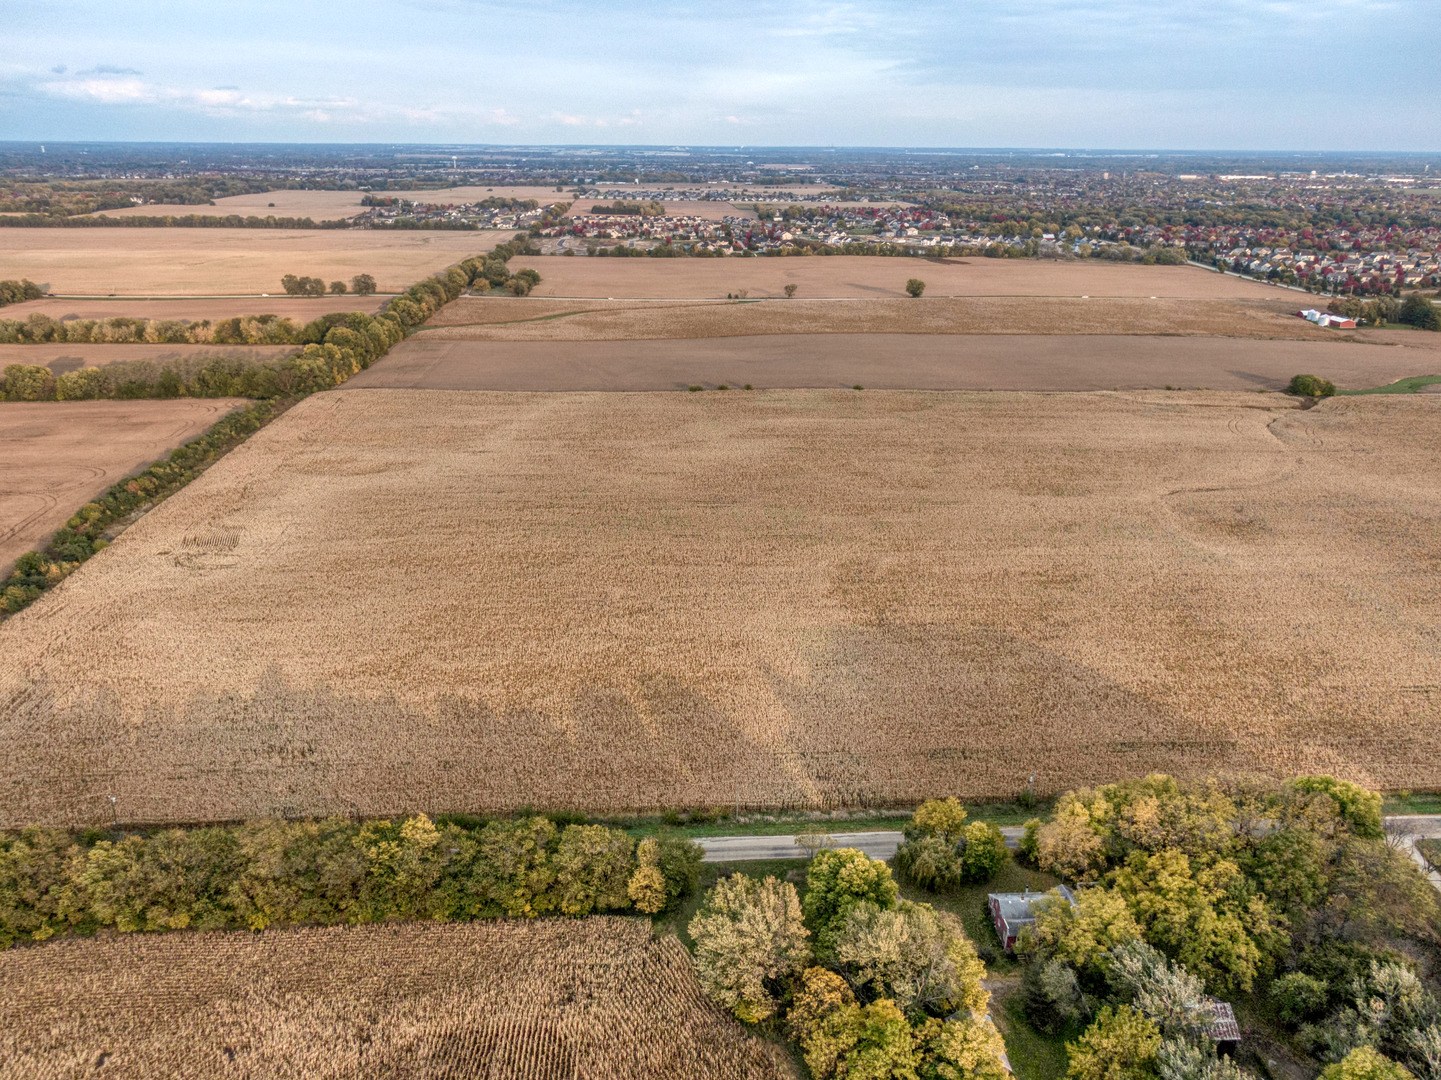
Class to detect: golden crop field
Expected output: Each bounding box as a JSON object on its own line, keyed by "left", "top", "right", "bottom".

{"left": 0, "top": 389, "right": 1436, "bottom": 824}
{"left": 0, "top": 398, "right": 246, "bottom": 573}
{"left": 0, "top": 229, "right": 513, "bottom": 295}
{"left": 0, "top": 918, "right": 790, "bottom": 1080}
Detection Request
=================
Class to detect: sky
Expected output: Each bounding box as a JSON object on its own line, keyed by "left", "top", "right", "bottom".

{"left": 2, "top": 0, "right": 1438, "bottom": 150}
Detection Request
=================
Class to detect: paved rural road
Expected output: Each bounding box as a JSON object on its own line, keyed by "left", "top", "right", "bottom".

{"left": 698, "top": 826, "right": 1025, "bottom": 863}
{"left": 701, "top": 818, "right": 1441, "bottom": 895}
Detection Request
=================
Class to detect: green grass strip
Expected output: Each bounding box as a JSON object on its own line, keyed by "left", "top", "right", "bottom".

{"left": 1338, "top": 375, "right": 1441, "bottom": 395}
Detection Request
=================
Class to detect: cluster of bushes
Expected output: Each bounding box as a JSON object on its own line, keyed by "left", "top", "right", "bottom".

{"left": 1328, "top": 294, "right": 1440, "bottom": 330}
{"left": 0, "top": 278, "right": 43, "bottom": 308}
{"left": 0, "top": 815, "right": 703, "bottom": 945}
{"left": 0, "top": 310, "right": 404, "bottom": 403}
{"left": 0, "top": 311, "right": 303, "bottom": 347}
{"left": 689, "top": 845, "right": 1008, "bottom": 1080}
{"left": 3, "top": 401, "right": 274, "bottom": 612}
{"left": 1289, "top": 373, "right": 1337, "bottom": 398}
{"left": 1013, "top": 775, "right": 1440, "bottom": 1080}
{"left": 453, "top": 240, "right": 541, "bottom": 299}
{"left": 894, "top": 797, "right": 1009, "bottom": 891}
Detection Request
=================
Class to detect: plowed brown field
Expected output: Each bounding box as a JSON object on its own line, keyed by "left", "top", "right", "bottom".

{"left": 1, "top": 389, "right": 1436, "bottom": 825}
{"left": 351, "top": 333, "right": 1426, "bottom": 393}
{"left": 511, "top": 255, "right": 1289, "bottom": 299}
{"left": 0, "top": 918, "right": 789, "bottom": 1080}
{"left": 419, "top": 295, "right": 1321, "bottom": 341}
{"left": 0, "top": 398, "right": 246, "bottom": 572}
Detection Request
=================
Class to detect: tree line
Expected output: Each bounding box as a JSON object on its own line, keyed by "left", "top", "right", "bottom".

{"left": 281, "top": 272, "right": 376, "bottom": 296}
{"left": 0, "top": 815, "right": 703, "bottom": 945}
{"left": 0, "top": 279, "right": 43, "bottom": 308}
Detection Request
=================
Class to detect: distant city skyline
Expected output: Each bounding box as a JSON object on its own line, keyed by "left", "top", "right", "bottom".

{"left": 4, "top": 0, "right": 1438, "bottom": 150}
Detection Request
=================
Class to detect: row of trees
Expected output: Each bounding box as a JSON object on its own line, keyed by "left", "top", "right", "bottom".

{"left": 0, "top": 309, "right": 403, "bottom": 403}
{"left": 0, "top": 278, "right": 43, "bottom": 308}
{"left": 281, "top": 273, "right": 376, "bottom": 296}
{"left": 1327, "top": 294, "right": 1441, "bottom": 330}
{"left": 689, "top": 826, "right": 1009, "bottom": 1080}
{"left": 1, "top": 311, "right": 304, "bottom": 346}
{"left": 1008, "top": 775, "right": 1440, "bottom": 1080}
{"left": 0, "top": 815, "right": 704, "bottom": 945}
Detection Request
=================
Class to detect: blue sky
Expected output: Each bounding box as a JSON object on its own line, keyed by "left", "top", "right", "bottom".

{"left": 2, "top": 0, "right": 1438, "bottom": 149}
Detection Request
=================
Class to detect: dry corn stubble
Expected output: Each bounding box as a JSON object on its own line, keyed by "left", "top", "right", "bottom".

{"left": 0, "top": 918, "right": 791, "bottom": 1080}
{"left": 0, "top": 389, "right": 1438, "bottom": 824}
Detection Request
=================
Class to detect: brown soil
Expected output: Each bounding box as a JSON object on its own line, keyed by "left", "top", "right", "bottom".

{"left": 0, "top": 229, "right": 511, "bottom": 295}
{"left": 1, "top": 295, "right": 390, "bottom": 319}
{"left": 511, "top": 256, "right": 1293, "bottom": 299}
{"left": 0, "top": 343, "right": 296, "bottom": 370}
{"left": 0, "top": 919, "right": 789, "bottom": 1080}
{"left": 421, "top": 296, "right": 1324, "bottom": 342}
{"left": 1, "top": 389, "right": 1436, "bottom": 824}
{"left": 351, "top": 333, "right": 1428, "bottom": 393}
{"left": 0, "top": 398, "right": 247, "bottom": 573}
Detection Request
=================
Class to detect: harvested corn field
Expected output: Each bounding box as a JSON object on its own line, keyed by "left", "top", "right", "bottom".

{"left": 0, "top": 918, "right": 790, "bottom": 1080}
{"left": 0, "top": 389, "right": 1437, "bottom": 824}
{"left": 0, "top": 398, "right": 246, "bottom": 572}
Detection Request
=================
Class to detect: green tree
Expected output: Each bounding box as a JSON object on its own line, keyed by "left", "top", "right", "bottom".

{"left": 1066, "top": 1005, "right": 1162, "bottom": 1080}
{"left": 834, "top": 900, "right": 989, "bottom": 1019}
{"left": 328, "top": 280, "right": 347, "bottom": 295}
{"left": 907, "top": 798, "right": 969, "bottom": 844}
{"left": 689, "top": 874, "right": 811, "bottom": 1023}
{"left": 805, "top": 848, "right": 900, "bottom": 951}
{"left": 550, "top": 824, "right": 634, "bottom": 915}
{"left": 350, "top": 273, "right": 377, "bottom": 296}
{"left": 958, "top": 821, "right": 1009, "bottom": 884}
{"left": 906, "top": 279, "right": 926, "bottom": 297}
{"left": 924, "top": 1014, "right": 1010, "bottom": 1080}
{"left": 784, "top": 283, "right": 799, "bottom": 298}
{"left": 802, "top": 997, "right": 919, "bottom": 1080}
{"left": 1321, "top": 1048, "right": 1416, "bottom": 1080}
{"left": 1397, "top": 294, "right": 1440, "bottom": 330}
{"left": 1020, "top": 887, "right": 1143, "bottom": 977}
